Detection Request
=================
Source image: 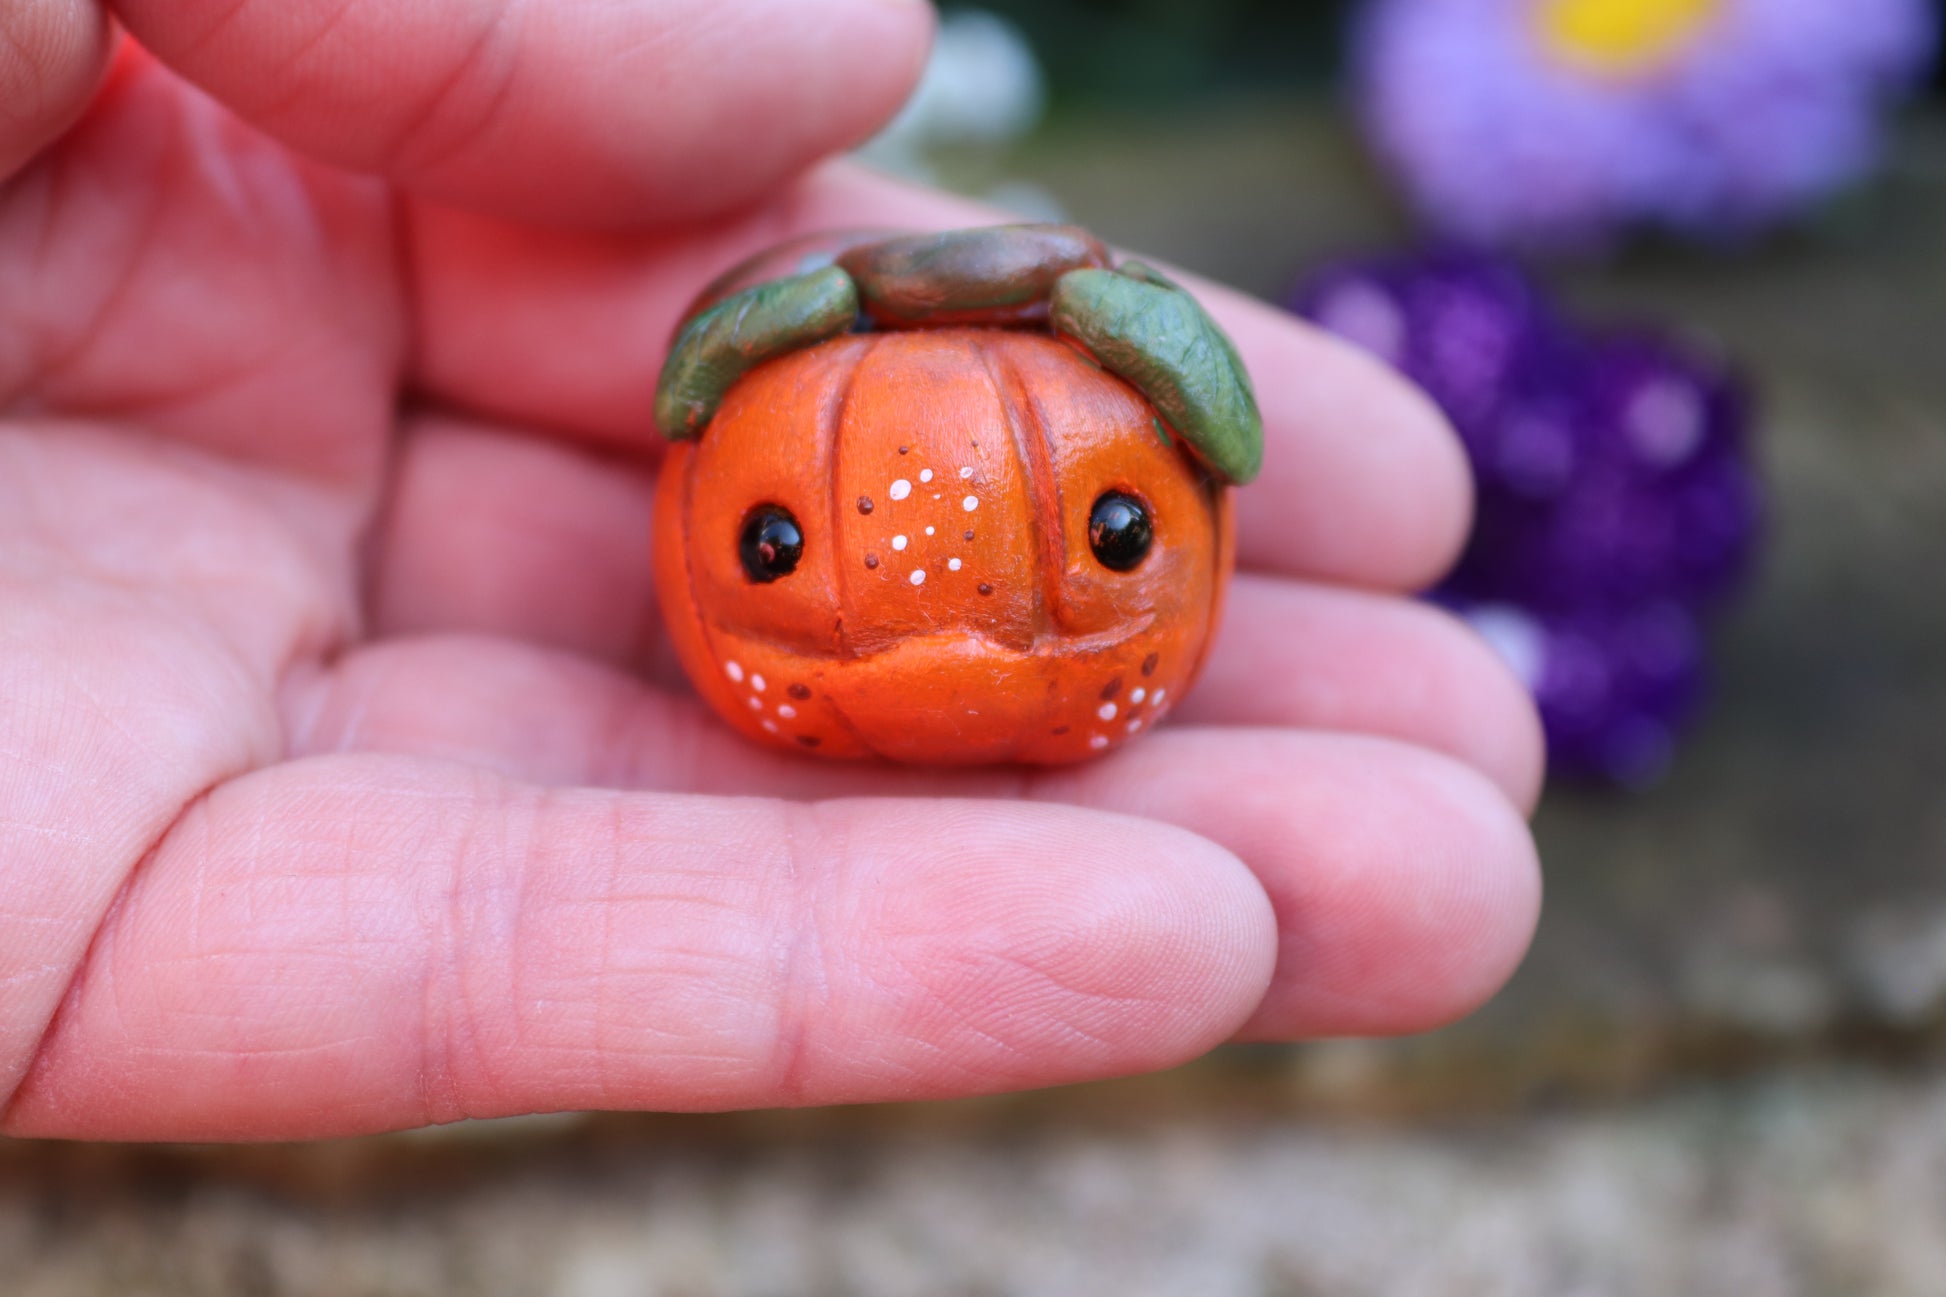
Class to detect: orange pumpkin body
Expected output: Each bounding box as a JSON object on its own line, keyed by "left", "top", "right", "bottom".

{"left": 654, "top": 328, "right": 1233, "bottom": 764}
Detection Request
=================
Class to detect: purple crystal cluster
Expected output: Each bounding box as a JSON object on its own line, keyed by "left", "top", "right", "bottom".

{"left": 1354, "top": 0, "right": 1938, "bottom": 251}
{"left": 1294, "top": 252, "right": 1762, "bottom": 784}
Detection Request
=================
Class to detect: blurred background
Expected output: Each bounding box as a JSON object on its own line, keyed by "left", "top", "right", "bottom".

{"left": 6, "top": 3, "right": 1945, "bottom": 1293}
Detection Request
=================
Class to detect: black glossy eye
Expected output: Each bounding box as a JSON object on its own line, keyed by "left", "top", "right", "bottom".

{"left": 739, "top": 505, "right": 804, "bottom": 583}
{"left": 1088, "top": 491, "right": 1153, "bottom": 572}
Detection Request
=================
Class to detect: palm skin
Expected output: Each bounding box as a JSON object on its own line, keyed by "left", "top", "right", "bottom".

{"left": 0, "top": 1, "right": 1542, "bottom": 1141}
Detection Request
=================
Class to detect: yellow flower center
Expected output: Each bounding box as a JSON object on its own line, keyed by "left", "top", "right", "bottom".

{"left": 1539, "top": 0, "right": 1724, "bottom": 76}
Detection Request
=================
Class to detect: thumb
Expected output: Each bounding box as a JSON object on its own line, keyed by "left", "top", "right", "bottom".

{"left": 108, "top": 0, "right": 936, "bottom": 228}
{"left": 0, "top": 0, "right": 115, "bottom": 181}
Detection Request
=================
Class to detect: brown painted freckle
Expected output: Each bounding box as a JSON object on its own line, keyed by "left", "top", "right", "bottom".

{"left": 963, "top": 530, "right": 975, "bottom": 542}
{"left": 1051, "top": 726, "right": 1070, "bottom": 736}
{"left": 1141, "top": 652, "right": 1160, "bottom": 677}
{"left": 787, "top": 683, "right": 811, "bottom": 700}
{"left": 1100, "top": 677, "right": 1123, "bottom": 701}
{"left": 898, "top": 445, "right": 909, "bottom": 455}
{"left": 795, "top": 735, "right": 822, "bottom": 748}
{"left": 857, "top": 496, "right": 874, "bottom": 515}
{"left": 864, "top": 554, "right": 879, "bottom": 570}
{"left": 977, "top": 583, "right": 993, "bottom": 596}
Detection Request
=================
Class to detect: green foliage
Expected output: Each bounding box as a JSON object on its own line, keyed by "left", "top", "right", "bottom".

{"left": 941, "top": 0, "right": 1356, "bottom": 109}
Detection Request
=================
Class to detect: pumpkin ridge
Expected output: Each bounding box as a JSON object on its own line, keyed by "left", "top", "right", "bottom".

{"left": 816, "top": 686, "right": 885, "bottom": 761}
{"left": 675, "top": 440, "right": 730, "bottom": 715}
{"left": 824, "top": 334, "right": 874, "bottom": 662}
{"left": 970, "top": 331, "right": 1060, "bottom": 648}
{"left": 654, "top": 444, "right": 727, "bottom": 740}
{"left": 992, "top": 338, "right": 1126, "bottom": 642}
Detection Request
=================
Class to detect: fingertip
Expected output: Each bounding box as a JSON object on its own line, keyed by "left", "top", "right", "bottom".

{"left": 810, "top": 799, "right": 1278, "bottom": 1094}
{"left": 827, "top": 0, "right": 938, "bottom": 146}
{"left": 1183, "top": 577, "right": 1548, "bottom": 812}
{"left": 1238, "top": 739, "right": 1542, "bottom": 1040}
{"left": 0, "top": 0, "right": 116, "bottom": 181}
{"left": 1384, "top": 747, "right": 1543, "bottom": 1033}
{"left": 1413, "top": 600, "right": 1549, "bottom": 814}
{"left": 116, "top": 0, "right": 940, "bottom": 226}
{"left": 1197, "top": 284, "right": 1477, "bottom": 590}
{"left": 1364, "top": 348, "right": 1477, "bottom": 586}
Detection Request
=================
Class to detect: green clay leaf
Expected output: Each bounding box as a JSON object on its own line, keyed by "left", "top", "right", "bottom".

{"left": 1050, "top": 265, "right": 1264, "bottom": 486}
{"left": 654, "top": 266, "right": 860, "bottom": 440}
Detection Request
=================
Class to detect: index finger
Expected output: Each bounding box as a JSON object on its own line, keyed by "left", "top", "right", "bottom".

{"left": 110, "top": 0, "right": 934, "bottom": 227}
{"left": 0, "top": 0, "right": 114, "bottom": 181}
{"left": 410, "top": 164, "right": 1472, "bottom": 591}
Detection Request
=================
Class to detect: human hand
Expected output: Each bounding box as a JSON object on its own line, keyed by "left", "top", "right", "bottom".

{"left": 0, "top": 0, "right": 1542, "bottom": 1141}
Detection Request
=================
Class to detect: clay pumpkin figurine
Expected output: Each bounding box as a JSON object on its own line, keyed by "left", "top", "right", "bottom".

{"left": 651, "top": 224, "right": 1262, "bottom": 765}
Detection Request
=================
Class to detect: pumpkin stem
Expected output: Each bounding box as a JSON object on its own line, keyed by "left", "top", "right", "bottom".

{"left": 838, "top": 225, "right": 1110, "bottom": 328}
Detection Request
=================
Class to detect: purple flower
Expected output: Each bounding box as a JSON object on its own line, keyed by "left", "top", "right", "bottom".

{"left": 1355, "top": 0, "right": 1939, "bottom": 250}
{"left": 1293, "top": 250, "right": 1763, "bottom": 785}
{"left": 1462, "top": 601, "right": 1709, "bottom": 786}
{"left": 1452, "top": 330, "right": 1761, "bottom": 613}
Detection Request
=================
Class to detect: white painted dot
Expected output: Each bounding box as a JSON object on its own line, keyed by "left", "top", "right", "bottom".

{"left": 747, "top": 696, "right": 763, "bottom": 710}
{"left": 725, "top": 661, "right": 744, "bottom": 683}
{"left": 1151, "top": 689, "right": 1167, "bottom": 706}
{"left": 892, "top": 534, "right": 908, "bottom": 551}
{"left": 959, "top": 466, "right": 974, "bottom": 479}
{"left": 962, "top": 495, "right": 979, "bottom": 512}
{"left": 910, "top": 569, "right": 927, "bottom": 586}
{"left": 948, "top": 558, "right": 962, "bottom": 571}
{"left": 889, "top": 479, "right": 912, "bottom": 500}
{"left": 919, "top": 468, "right": 934, "bottom": 483}
{"left": 934, "top": 494, "right": 942, "bottom": 500}
{"left": 777, "top": 704, "right": 797, "bottom": 720}
{"left": 762, "top": 720, "right": 779, "bottom": 733}
{"left": 1130, "top": 687, "right": 1146, "bottom": 705}
{"left": 1097, "top": 702, "right": 1118, "bottom": 721}
{"left": 1089, "top": 735, "right": 1110, "bottom": 750}
{"left": 751, "top": 673, "right": 766, "bottom": 693}
{"left": 1127, "top": 719, "right": 1143, "bottom": 733}
{"left": 923, "top": 526, "right": 934, "bottom": 536}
